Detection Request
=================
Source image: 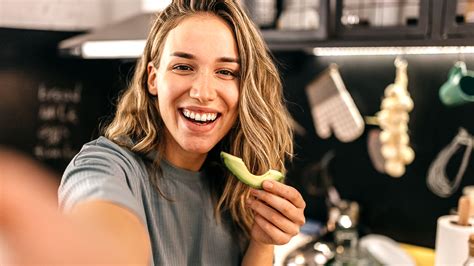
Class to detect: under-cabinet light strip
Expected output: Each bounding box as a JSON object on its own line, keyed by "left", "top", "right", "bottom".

{"left": 312, "top": 46, "right": 474, "bottom": 56}
{"left": 82, "top": 40, "right": 147, "bottom": 59}
{"left": 81, "top": 41, "right": 474, "bottom": 59}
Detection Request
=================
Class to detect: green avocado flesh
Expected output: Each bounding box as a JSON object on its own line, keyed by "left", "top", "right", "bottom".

{"left": 220, "top": 151, "right": 284, "bottom": 189}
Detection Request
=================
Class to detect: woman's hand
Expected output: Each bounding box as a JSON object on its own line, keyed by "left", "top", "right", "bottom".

{"left": 246, "top": 180, "right": 306, "bottom": 245}
{"left": 0, "top": 150, "right": 150, "bottom": 265}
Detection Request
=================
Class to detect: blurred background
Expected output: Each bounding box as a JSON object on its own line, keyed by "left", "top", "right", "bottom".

{"left": 1, "top": 0, "right": 474, "bottom": 254}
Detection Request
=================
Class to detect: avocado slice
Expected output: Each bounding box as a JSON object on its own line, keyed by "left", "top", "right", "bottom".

{"left": 220, "top": 151, "right": 284, "bottom": 189}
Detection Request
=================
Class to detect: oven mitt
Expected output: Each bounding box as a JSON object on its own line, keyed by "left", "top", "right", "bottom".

{"left": 305, "top": 64, "right": 364, "bottom": 142}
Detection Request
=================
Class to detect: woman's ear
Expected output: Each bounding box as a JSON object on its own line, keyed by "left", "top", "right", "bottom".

{"left": 147, "top": 62, "right": 158, "bottom": 95}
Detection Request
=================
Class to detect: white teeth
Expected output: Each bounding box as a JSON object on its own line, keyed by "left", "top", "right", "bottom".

{"left": 182, "top": 108, "right": 218, "bottom": 122}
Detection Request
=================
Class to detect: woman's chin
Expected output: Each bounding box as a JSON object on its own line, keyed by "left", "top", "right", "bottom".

{"left": 181, "top": 143, "right": 214, "bottom": 156}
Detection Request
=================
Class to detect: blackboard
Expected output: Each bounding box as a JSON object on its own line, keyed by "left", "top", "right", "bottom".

{"left": 35, "top": 82, "right": 82, "bottom": 160}
{"left": 0, "top": 28, "right": 124, "bottom": 173}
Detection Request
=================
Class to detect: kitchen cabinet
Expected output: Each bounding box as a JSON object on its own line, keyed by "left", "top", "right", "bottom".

{"left": 334, "top": 0, "right": 474, "bottom": 42}
{"left": 261, "top": 0, "right": 329, "bottom": 46}
{"left": 440, "top": 0, "right": 474, "bottom": 39}
{"left": 247, "top": 0, "right": 474, "bottom": 50}
{"left": 241, "top": 0, "right": 329, "bottom": 50}
{"left": 334, "top": 0, "right": 431, "bottom": 40}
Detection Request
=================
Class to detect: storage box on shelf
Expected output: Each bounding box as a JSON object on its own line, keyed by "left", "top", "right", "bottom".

{"left": 441, "top": 0, "right": 474, "bottom": 39}
{"left": 241, "top": 0, "right": 329, "bottom": 50}
{"left": 334, "top": 0, "right": 431, "bottom": 40}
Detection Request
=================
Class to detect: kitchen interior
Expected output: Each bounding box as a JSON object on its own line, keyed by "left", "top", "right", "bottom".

{"left": 1, "top": 0, "right": 474, "bottom": 265}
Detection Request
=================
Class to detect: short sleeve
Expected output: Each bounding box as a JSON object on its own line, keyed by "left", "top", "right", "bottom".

{"left": 58, "top": 140, "right": 145, "bottom": 223}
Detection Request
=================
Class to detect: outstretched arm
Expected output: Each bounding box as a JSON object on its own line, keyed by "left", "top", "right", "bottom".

{"left": 0, "top": 149, "right": 151, "bottom": 264}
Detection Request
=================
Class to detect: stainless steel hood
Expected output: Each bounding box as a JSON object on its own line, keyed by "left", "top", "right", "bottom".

{"left": 59, "top": 12, "right": 155, "bottom": 59}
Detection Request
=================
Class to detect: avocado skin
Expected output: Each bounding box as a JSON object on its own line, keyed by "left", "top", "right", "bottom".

{"left": 220, "top": 151, "right": 284, "bottom": 189}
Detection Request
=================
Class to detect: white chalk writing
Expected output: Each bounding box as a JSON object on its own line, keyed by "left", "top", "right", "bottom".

{"left": 35, "top": 82, "right": 82, "bottom": 161}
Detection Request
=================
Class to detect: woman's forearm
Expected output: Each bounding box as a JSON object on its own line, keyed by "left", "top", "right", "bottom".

{"left": 242, "top": 239, "right": 274, "bottom": 266}
{"left": 0, "top": 150, "right": 150, "bottom": 264}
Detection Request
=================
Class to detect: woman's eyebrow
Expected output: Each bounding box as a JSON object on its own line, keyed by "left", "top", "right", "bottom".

{"left": 170, "top": 51, "right": 195, "bottom": 59}
{"left": 218, "top": 57, "right": 240, "bottom": 65}
{"left": 171, "top": 51, "right": 240, "bottom": 65}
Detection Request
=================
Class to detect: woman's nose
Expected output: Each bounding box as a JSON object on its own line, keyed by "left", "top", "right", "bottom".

{"left": 189, "top": 72, "right": 217, "bottom": 103}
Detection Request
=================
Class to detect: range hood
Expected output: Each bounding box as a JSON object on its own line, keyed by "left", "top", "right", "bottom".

{"left": 59, "top": 0, "right": 170, "bottom": 59}
{"left": 59, "top": 13, "right": 154, "bottom": 59}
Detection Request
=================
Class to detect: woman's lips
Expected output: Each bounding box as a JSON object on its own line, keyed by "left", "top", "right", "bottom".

{"left": 179, "top": 109, "right": 220, "bottom": 132}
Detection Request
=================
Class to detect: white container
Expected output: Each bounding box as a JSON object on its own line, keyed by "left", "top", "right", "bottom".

{"left": 434, "top": 215, "right": 474, "bottom": 265}
{"left": 243, "top": 0, "right": 277, "bottom": 27}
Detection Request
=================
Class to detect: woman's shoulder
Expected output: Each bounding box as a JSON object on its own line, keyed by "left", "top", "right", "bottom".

{"left": 80, "top": 136, "right": 138, "bottom": 158}
{"left": 68, "top": 136, "right": 146, "bottom": 176}
{"left": 83, "top": 136, "right": 132, "bottom": 154}
{"left": 59, "top": 136, "right": 149, "bottom": 218}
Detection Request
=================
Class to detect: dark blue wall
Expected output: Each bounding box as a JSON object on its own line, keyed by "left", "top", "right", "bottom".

{"left": 1, "top": 28, "right": 473, "bottom": 248}
{"left": 276, "top": 51, "right": 474, "bottom": 248}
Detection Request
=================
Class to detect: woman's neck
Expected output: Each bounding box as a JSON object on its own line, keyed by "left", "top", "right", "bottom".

{"left": 163, "top": 143, "right": 207, "bottom": 172}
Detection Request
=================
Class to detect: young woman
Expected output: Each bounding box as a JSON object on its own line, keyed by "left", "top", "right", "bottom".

{"left": 57, "top": 0, "right": 305, "bottom": 265}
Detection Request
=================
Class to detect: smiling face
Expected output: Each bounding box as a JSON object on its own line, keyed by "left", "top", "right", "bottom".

{"left": 147, "top": 13, "right": 240, "bottom": 171}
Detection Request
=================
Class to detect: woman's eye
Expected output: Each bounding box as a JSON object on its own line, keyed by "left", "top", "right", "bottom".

{"left": 217, "top": 69, "right": 238, "bottom": 78}
{"left": 173, "top": 65, "right": 192, "bottom": 72}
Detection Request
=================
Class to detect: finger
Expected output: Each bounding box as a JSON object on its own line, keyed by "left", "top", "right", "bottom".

{"left": 246, "top": 197, "right": 300, "bottom": 236}
{"left": 250, "top": 220, "right": 273, "bottom": 245}
{"left": 254, "top": 214, "right": 292, "bottom": 246}
{"left": 250, "top": 189, "right": 305, "bottom": 226}
{"left": 262, "top": 180, "right": 306, "bottom": 209}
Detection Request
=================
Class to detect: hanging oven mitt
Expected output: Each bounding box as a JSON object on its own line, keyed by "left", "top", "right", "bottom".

{"left": 305, "top": 64, "right": 364, "bottom": 142}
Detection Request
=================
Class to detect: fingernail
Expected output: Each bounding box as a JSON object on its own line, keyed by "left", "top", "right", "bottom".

{"left": 263, "top": 181, "right": 273, "bottom": 189}
{"left": 246, "top": 198, "right": 253, "bottom": 205}
{"left": 250, "top": 189, "right": 259, "bottom": 197}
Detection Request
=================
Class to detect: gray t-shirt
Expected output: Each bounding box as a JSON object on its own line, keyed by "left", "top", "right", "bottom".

{"left": 58, "top": 137, "right": 244, "bottom": 265}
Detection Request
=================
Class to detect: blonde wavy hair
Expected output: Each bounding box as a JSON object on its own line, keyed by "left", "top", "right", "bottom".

{"left": 104, "top": 0, "right": 293, "bottom": 238}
